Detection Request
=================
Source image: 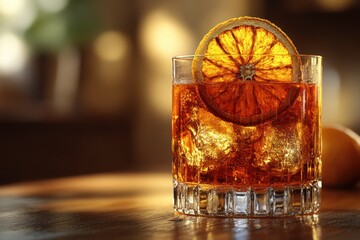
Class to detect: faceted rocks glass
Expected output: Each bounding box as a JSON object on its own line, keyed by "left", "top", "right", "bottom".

{"left": 172, "top": 54, "right": 322, "bottom": 217}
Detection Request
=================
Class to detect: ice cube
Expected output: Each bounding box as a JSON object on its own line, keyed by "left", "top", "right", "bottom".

{"left": 253, "top": 123, "right": 306, "bottom": 176}
{"left": 179, "top": 108, "right": 236, "bottom": 167}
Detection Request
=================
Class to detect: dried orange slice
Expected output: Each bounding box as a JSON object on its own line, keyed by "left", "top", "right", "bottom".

{"left": 192, "top": 16, "right": 301, "bottom": 125}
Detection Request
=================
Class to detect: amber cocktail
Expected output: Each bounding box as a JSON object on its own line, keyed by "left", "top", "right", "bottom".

{"left": 172, "top": 54, "right": 322, "bottom": 217}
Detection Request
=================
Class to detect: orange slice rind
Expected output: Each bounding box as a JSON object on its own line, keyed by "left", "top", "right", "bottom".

{"left": 192, "top": 16, "right": 302, "bottom": 125}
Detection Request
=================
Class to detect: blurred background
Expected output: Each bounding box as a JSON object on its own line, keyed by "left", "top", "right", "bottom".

{"left": 0, "top": 0, "right": 359, "bottom": 184}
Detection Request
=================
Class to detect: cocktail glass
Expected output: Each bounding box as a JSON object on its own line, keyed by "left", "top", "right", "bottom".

{"left": 172, "top": 54, "right": 322, "bottom": 217}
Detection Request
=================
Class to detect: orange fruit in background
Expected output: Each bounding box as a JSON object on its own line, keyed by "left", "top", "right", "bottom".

{"left": 322, "top": 125, "right": 360, "bottom": 188}
{"left": 192, "top": 16, "right": 301, "bottom": 125}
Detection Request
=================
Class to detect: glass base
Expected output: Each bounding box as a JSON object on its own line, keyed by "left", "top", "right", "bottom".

{"left": 173, "top": 179, "right": 321, "bottom": 217}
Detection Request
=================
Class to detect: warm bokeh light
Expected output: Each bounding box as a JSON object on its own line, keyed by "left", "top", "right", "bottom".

{"left": 316, "top": 0, "right": 355, "bottom": 11}
{"left": 80, "top": 30, "right": 132, "bottom": 115}
{"left": 94, "top": 31, "right": 130, "bottom": 62}
{"left": 0, "top": 0, "right": 25, "bottom": 16}
{"left": 0, "top": 0, "right": 36, "bottom": 30}
{"left": 139, "top": 9, "right": 193, "bottom": 60}
{"left": 0, "top": 32, "right": 28, "bottom": 75}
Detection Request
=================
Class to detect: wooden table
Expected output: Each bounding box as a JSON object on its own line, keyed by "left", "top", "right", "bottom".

{"left": 0, "top": 173, "right": 359, "bottom": 240}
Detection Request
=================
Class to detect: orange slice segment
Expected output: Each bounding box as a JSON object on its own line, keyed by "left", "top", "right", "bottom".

{"left": 192, "top": 16, "right": 301, "bottom": 125}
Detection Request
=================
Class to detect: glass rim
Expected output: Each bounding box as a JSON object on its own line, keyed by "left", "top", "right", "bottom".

{"left": 173, "top": 54, "right": 322, "bottom": 60}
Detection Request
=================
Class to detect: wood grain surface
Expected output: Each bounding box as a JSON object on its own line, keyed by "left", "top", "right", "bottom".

{"left": 0, "top": 173, "right": 359, "bottom": 240}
